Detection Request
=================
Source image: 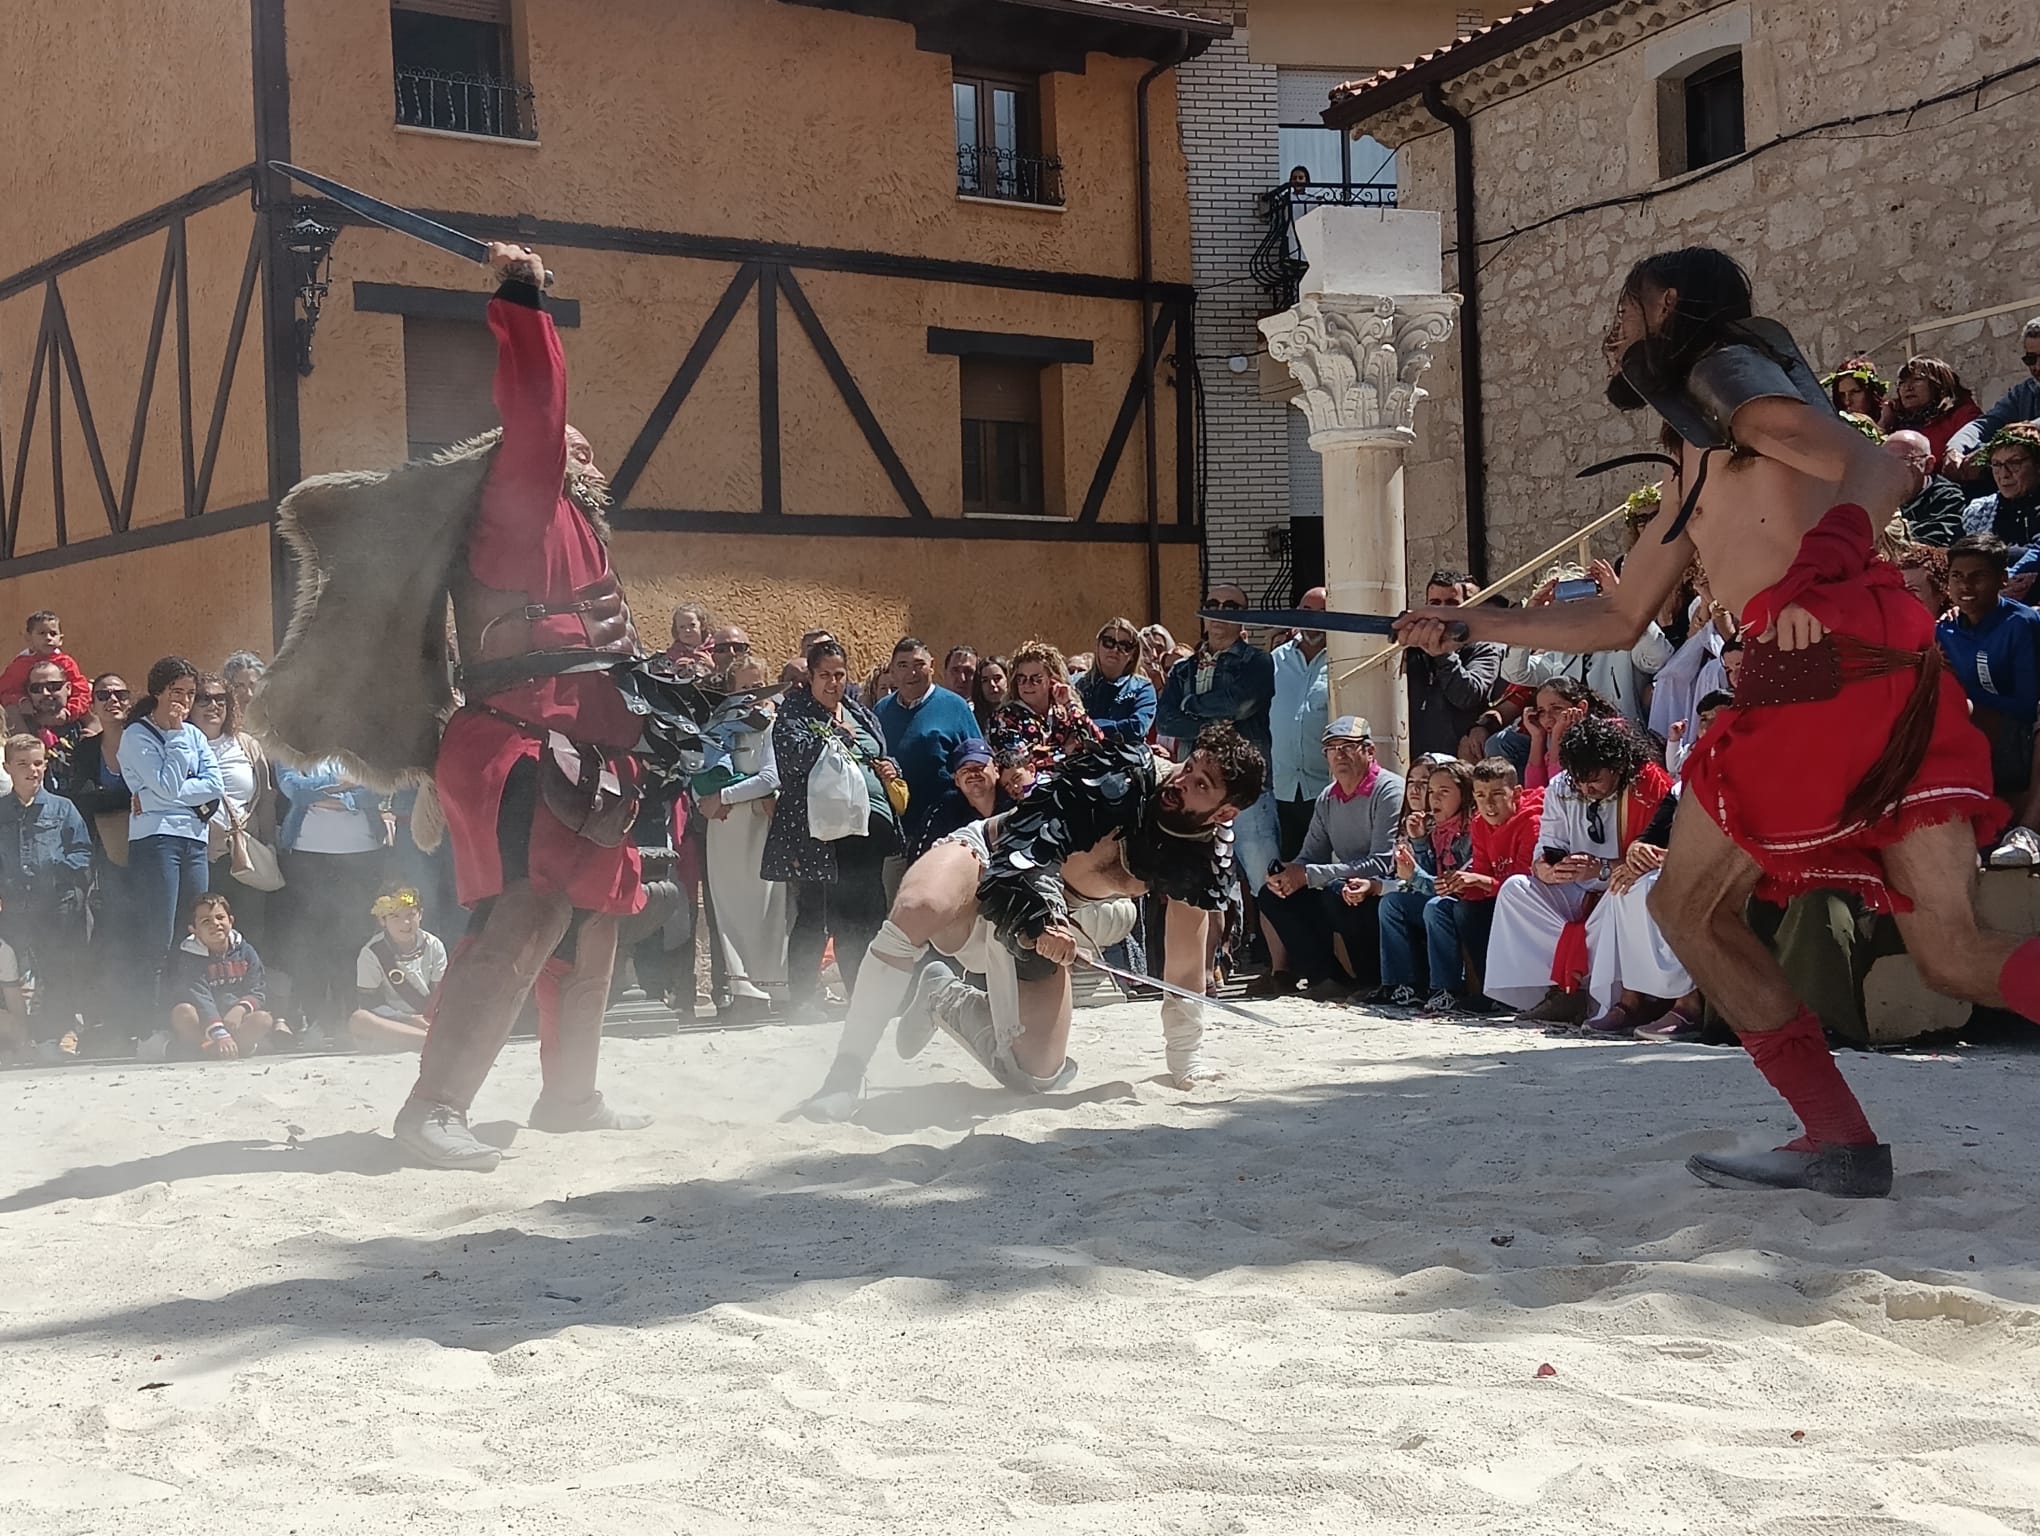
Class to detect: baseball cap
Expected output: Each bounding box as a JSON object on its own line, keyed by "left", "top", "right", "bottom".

{"left": 949, "top": 738, "right": 994, "bottom": 772}
{"left": 1322, "top": 715, "right": 1372, "bottom": 743}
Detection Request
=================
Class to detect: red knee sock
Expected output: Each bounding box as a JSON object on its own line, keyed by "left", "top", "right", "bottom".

{"left": 1736, "top": 1007, "right": 1876, "bottom": 1148}
{"left": 1998, "top": 938, "right": 2040, "bottom": 1025}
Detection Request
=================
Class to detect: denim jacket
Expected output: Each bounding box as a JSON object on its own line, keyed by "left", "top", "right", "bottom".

{"left": 0, "top": 788, "right": 92, "bottom": 914}
{"left": 277, "top": 762, "right": 387, "bottom": 850}
{"left": 1071, "top": 670, "right": 1157, "bottom": 744}
{"left": 1155, "top": 640, "right": 1275, "bottom": 754}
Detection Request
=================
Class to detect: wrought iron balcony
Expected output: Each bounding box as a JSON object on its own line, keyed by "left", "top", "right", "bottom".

{"left": 1250, "top": 181, "right": 1399, "bottom": 311}
{"left": 957, "top": 146, "right": 1066, "bottom": 208}
{"left": 394, "top": 68, "right": 538, "bottom": 141}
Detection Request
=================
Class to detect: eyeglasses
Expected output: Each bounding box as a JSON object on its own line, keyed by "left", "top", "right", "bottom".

{"left": 2022, "top": 350, "right": 2040, "bottom": 369}
{"left": 1325, "top": 738, "right": 1371, "bottom": 752}
{"left": 713, "top": 640, "right": 751, "bottom": 653}
{"left": 26, "top": 681, "right": 66, "bottom": 695}
{"left": 196, "top": 692, "right": 229, "bottom": 705}
{"left": 1989, "top": 457, "right": 2029, "bottom": 473}
{"left": 93, "top": 687, "right": 129, "bottom": 702}
{"left": 1204, "top": 599, "right": 1246, "bottom": 611}
{"left": 1097, "top": 634, "right": 1137, "bottom": 654}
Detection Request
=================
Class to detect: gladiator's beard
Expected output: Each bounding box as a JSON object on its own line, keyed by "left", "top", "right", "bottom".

{"left": 565, "top": 465, "right": 613, "bottom": 542}
{"left": 1154, "top": 787, "right": 1211, "bottom": 835}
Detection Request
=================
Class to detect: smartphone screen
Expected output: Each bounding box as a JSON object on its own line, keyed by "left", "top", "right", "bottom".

{"left": 1552, "top": 577, "right": 1599, "bottom": 603}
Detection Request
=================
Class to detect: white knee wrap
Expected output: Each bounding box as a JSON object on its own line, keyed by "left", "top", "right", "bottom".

{"left": 1070, "top": 897, "right": 1139, "bottom": 952}
{"left": 869, "top": 919, "right": 925, "bottom": 969}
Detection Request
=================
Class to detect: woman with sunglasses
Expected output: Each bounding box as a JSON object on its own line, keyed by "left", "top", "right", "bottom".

{"left": 192, "top": 671, "right": 281, "bottom": 951}
{"left": 989, "top": 640, "right": 1102, "bottom": 774}
{"left": 1072, "top": 616, "right": 1157, "bottom": 746}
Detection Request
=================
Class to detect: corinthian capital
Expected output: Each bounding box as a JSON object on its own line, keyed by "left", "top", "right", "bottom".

{"left": 1260, "top": 293, "right": 1460, "bottom": 447}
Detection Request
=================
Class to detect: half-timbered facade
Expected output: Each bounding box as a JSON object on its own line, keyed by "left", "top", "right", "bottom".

{"left": 0, "top": 0, "right": 1225, "bottom": 680}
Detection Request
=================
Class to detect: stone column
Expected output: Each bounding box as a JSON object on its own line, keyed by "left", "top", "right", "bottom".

{"left": 1259, "top": 209, "right": 1457, "bottom": 770}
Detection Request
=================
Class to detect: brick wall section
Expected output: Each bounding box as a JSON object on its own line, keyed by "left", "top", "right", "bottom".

{"left": 1178, "top": 28, "right": 1287, "bottom": 599}
{"left": 1386, "top": 0, "right": 2040, "bottom": 596}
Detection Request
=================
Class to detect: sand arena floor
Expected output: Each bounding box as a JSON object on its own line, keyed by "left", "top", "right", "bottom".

{"left": 2, "top": 997, "right": 2037, "bottom": 1535}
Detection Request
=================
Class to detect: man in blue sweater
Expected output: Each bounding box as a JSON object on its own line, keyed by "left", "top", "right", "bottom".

{"left": 875, "top": 636, "right": 980, "bottom": 893}
{"left": 1939, "top": 533, "right": 2040, "bottom": 867}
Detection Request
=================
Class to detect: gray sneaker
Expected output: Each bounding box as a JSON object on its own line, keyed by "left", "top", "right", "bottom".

{"left": 1988, "top": 827, "right": 2040, "bottom": 868}
{"left": 894, "top": 960, "right": 959, "bottom": 1060}
{"left": 528, "top": 1092, "right": 653, "bottom": 1133}
{"left": 796, "top": 1057, "right": 866, "bottom": 1123}
{"left": 393, "top": 1098, "right": 502, "bottom": 1172}
{"left": 991, "top": 1045, "right": 1081, "bottom": 1094}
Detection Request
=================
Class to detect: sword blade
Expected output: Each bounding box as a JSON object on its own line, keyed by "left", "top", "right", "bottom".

{"left": 1196, "top": 607, "right": 1467, "bottom": 642}
{"left": 270, "top": 161, "right": 491, "bottom": 265}
{"left": 1077, "top": 954, "right": 1274, "bottom": 1028}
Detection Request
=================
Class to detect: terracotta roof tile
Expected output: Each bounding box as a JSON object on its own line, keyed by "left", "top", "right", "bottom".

{"left": 1325, "top": 0, "right": 1619, "bottom": 125}
{"left": 1006, "top": 0, "right": 1230, "bottom": 34}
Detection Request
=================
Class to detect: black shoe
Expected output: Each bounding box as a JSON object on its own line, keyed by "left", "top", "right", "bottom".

{"left": 1242, "top": 970, "right": 1298, "bottom": 999}
{"left": 1686, "top": 1141, "right": 1893, "bottom": 1199}
{"left": 1300, "top": 975, "right": 1354, "bottom": 1001}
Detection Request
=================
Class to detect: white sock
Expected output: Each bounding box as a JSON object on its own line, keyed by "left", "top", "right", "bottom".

{"left": 831, "top": 925, "right": 923, "bottom": 1071}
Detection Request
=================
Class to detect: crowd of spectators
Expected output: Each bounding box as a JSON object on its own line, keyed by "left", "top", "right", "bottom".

{"left": 8, "top": 323, "right": 2036, "bottom": 1066}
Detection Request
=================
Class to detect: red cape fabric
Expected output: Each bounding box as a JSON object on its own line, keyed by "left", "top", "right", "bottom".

{"left": 1683, "top": 503, "right": 2003, "bottom": 912}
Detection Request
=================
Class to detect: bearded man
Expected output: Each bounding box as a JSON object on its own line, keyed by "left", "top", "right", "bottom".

{"left": 1398, "top": 245, "right": 2040, "bottom": 1199}
{"left": 797, "top": 724, "right": 1265, "bottom": 1119}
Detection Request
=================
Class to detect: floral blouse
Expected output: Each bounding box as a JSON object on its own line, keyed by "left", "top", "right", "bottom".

{"left": 987, "top": 698, "right": 1103, "bottom": 773}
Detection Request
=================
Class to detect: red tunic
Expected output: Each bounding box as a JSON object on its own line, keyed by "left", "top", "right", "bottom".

{"left": 1682, "top": 503, "right": 2004, "bottom": 912}
{"left": 435, "top": 289, "right": 645, "bottom": 916}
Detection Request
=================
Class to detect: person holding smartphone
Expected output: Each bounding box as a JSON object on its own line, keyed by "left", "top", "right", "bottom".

{"left": 1496, "top": 560, "right": 1673, "bottom": 727}
{"left": 1478, "top": 715, "right": 1672, "bottom": 1026}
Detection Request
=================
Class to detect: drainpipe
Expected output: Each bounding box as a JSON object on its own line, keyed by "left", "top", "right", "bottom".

{"left": 1137, "top": 34, "right": 1192, "bottom": 624}
{"left": 1421, "top": 83, "right": 1489, "bottom": 585}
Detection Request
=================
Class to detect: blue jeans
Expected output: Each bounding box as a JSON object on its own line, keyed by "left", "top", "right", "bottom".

{"left": 129, "top": 833, "right": 209, "bottom": 1000}
{"left": 1379, "top": 889, "right": 1468, "bottom": 992}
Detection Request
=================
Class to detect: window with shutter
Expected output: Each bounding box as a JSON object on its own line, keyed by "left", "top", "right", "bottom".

{"left": 391, "top": 0, "right": 535, "bottom": 140}
{"left": 403, "top": 317, "right": 501, "bottom": 459}
{"left": 959, "top": 358, "right": 1046, "bottom": 516}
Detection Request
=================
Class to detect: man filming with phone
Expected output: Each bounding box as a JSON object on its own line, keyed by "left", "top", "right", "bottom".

{"left": 1487, "top": 559, "right": 1674, "bottom": 727}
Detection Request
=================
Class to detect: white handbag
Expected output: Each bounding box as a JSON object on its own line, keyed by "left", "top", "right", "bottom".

{"left": 806, "top": 734, "right": 870, "bottom": 842}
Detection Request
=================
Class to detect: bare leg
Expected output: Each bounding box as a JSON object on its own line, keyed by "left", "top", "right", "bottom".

{"left": 1008, "top": 968, "right": 1074, "bottom": 1079}
{"left": 230, "top": 1010, "right": 277, "bottom": 1055}
{"left": 1646, "top": 795, "right": 1789, "bottom": 1032}
{"left": 350, "top": 1010, "right": 430, "bottom": 1053}
{"left": 1651, "top": 796, "right": 1888, "bottom": 1196}
{"left": 1884, "top": 817, "right": 2019, "bottom": 1005}
{"left": 801, "top": 841, "right": 983, "bottom": 1118}
{"left": 169, "top": 1001, "right": 207, "bottom": 1050}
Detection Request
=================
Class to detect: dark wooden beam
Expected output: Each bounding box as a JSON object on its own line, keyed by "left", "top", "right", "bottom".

{"left": 0, "top": 165, "right": 255, "bottom": 302}
{"left": 1172, "top": 299, "right": 1195, "bottom": 526}
{"left": 251, "top": 0, "right": 298, "bottom": 650}
{"left": 1077, "top": 305, "right": 1173, "bottom": 523}
{"left": 352, "top": 281, "right": 582, "bottom": 327}
{"left": 608, "top": 263, "right": 761, "bottom": 507}
{"left": 5, "top": 326, "right": 53, "bottom": 559}
{"left": 309, "top": 201, "right": 1193, "bottom": 305}
{"left": 927, "top": 328, "right": 1093, "bottom": 364}
{"left": 48, "top": 284, "right": 123, "bottom": 537}
{"left": 192, "top": 224, "right": 265, "bottom": 520}
{"left": 777, "top": 267, "right": 932, "bottom": 519}
{"left": 758, "top": 264, "right": 782, "bottom": 517}
{"left": 0, "top": 499, "right": 271, "bottom": 578}
{"left": 119, "top": 227, "right": 182, "bottom": 532}
{"left": 611, "top": 508, "right": 1199, "bottom": 543}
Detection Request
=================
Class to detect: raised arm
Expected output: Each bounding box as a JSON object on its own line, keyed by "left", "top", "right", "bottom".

{"left": 469, "top": 243, "right": 568, "bottom": 575}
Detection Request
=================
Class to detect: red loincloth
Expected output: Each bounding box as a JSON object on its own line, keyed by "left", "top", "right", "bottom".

{"left": 435, "top": 289, "right": 645, "bottom": 917}
{"left": 1682, "top": 503, "right": 2004, "bottom": 912}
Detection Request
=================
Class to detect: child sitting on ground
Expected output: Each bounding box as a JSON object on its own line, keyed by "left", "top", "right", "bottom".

{"left": 163, "top": 892, "right": 276, "bottom": 1060}
{"left": 0, "top": 611, "right": 91, "bottom": 726}
{"left": 347, "top": 884, "right": 447, "bottom": 1053}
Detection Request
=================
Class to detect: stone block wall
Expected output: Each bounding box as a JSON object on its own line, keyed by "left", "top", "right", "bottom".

{"left": 1384, "top": 0, "right": 2040, "bottom": 595}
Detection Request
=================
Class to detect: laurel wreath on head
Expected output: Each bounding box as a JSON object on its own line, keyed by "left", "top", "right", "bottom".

{"left": 1820, "top": 364, "right": 1891, "bottom": 394}
{"left": 1839, "top": 411, "right": 1886, "bottom": 444}
{"left": 1982, "top": 422, "right": 2040, "bottom": 462}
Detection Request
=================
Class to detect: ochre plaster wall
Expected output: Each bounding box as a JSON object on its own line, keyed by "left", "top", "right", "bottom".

{"left": 0, "top": 523, "right": 271, "bottom": 688}
{"left": 283, "top": 0, "right": 1192, "bottom": 285}
{"left": 616, "top": 532, "right": 1200, "bottom": 677}
{"left": 0, "top": 0, "right": 253, "bottom": 274}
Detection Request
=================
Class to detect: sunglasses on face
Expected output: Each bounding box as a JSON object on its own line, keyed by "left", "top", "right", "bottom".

{"left": 1097, "top": 634, "right": 1137, "bottom": 653}
{"left": 27, "top": 681, "right": 66, "bottom": 695}
{"left": 94, "top": 687, "right": 128, "bottom": 702}
{"left": 196, "top": 692, "right": 229, "bottom": 705}
{"left": 2023, "top": 351, "right": 2040, "bottom": 368}
{"left": 1204, "top": 599, "right": 1245, "bottom": 611}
